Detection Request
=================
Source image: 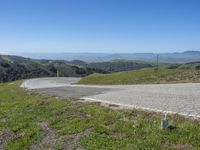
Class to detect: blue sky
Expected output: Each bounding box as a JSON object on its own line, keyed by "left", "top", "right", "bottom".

{"left": 0, "top": 0, "right": 200, "bottom": 53}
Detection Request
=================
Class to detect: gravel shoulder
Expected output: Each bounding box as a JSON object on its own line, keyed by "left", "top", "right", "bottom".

{"left": 21, "top": 77, "right": 81, "bottom": 89}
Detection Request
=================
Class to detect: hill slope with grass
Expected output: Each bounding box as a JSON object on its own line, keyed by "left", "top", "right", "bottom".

{"left": 79, "top": 63, "right": 200, "bottom": 85}
{"left": 0, "top": 55, "right": 154, "bottom": 83}
{"left": 0, "top": 81, "right": 200, "bottom": 149}
{"left": 0, "top": 55, "right": 105, "bottom": 83}
{"left": 86, "top": 59, "right": 154, "bottom": 73}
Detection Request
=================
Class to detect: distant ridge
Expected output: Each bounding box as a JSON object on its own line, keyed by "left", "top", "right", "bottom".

{"left": 182, "top": 50, "right": 200, "bottom": 54}
{"left": 19, "top": 51, "right": 200, "bottom": 63}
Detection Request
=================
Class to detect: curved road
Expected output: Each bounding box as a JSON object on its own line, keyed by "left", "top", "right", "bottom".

{"left": 21, "top": 77, "right": 200, "bottom": 118}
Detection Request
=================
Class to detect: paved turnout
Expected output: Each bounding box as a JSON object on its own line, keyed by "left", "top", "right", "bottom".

{"left": 21, "top": 77, "right": 200, "bottom": 118}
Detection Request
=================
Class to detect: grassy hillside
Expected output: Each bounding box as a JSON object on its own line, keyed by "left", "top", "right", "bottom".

{"left": 66, "top": 59, "right": 155, "bottom": 72}
{"left": 0, "top": 55, "right": 105, "bottom": 83}
{"left": 0, "top": 55, "right": 155, "bottom": 83}
{"left": 87, "top": 59, "right": 154, "bottom": 73}
{"left": 0, "top": 55, "right": 53, "bottom": 82}
{"left": 79, "top": 65, "right": 200, "bottom": 85}
{"left": 1, "top": 81, "right": 200, "bottom": 149}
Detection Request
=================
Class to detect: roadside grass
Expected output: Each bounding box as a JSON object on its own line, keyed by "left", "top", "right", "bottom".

{"left": 0, "top": 81, "right": 200, "bottom": 149}
{"left": 78, "top": 68, "right": 200, "bottom": 85}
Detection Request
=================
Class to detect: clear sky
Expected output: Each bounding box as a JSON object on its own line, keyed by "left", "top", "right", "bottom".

{"left": 0, "top": 0, "right": 200, "bottom": 53}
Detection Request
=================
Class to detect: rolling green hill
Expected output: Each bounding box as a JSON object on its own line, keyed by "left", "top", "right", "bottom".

{"left": 86, "top": 59, "right": 154, "bottom": 72}
{"left": 65, "top": 59, "right": 155, "bottom": 72}
{"left": 79, "top": 63, "right": 200, "bottom": 85}
{"left": 0, "top": 55, "right": 155, "bottom": 83}
{"left": 2, "top": 54, "right": 200, "bottom": 84}
{"left": 0, "top": 55, "right": 105, "bottom": 83}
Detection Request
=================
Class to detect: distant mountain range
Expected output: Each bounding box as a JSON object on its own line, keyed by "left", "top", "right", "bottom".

{"left": 19, "top": 51, "right": 200, "bottom": 63}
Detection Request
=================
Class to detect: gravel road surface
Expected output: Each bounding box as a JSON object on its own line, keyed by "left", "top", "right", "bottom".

{"left": 21, "top": 77, "right": 200, "bottom": 118}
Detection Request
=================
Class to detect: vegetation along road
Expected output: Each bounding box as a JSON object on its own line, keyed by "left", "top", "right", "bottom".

{"left": 21, "top": 77, "right": 200, "bottom": 119}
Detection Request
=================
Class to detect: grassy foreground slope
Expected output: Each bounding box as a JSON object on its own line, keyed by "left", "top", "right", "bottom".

{"left": 1, "top": 82, "right": 200, "bottom": 149}
{"left": 79, "top": 67, "right": 200, "bottom": 85}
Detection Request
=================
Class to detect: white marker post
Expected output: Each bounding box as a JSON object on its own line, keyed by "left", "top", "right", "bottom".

{"left": 161, "top": 113, "right": 168, "bottom": 129}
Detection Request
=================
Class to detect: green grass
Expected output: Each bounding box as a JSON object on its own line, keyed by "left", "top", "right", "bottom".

{"left": 1, "top": 81, "right": 200, "bottom": 149}
{"left": 79, "top": 68, "right": 200, "bottom": 85}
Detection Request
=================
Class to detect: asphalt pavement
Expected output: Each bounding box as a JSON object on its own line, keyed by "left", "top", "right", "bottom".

{"left": 21, "top": 77, "right": 200, "bottom": 118}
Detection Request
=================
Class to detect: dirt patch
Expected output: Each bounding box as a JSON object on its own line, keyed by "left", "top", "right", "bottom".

{"left": 30, "top": 122, "right": 92, "bottom": 150}
{"left": 164, "top": 141, "right": 194, "bottom": 150}
{"left": 0, "top": 116, "right": 7, "bottom": 123}
{"left": 108, "top": 104, "right": 120, "bottom": 108}
{"left": 0, "top": 129, "right": 18, "bottom": 150}
{"left": 30, "top": 122, "right": 60, "bottom": 150}
{"left": 141, "top": 112, "right": 161, "bottom": 120}
{"left": 127, "top": 110, "right": 162, "bottom": 121}
{"left": 90, "top": 101, "right": 102, "bottom": 106}
{"left": 128, "top": 110, "right": 140, "bottom": 117}
{"left": 63, "top": 129, "right": 92, "bottom": 150}
{"left": 70, "top": 100, "right": 85, "bottom": 106}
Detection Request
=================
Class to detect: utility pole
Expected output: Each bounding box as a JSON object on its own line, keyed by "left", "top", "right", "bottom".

{"left": 156, "top": 54, "right": 159, "bottom": 69}
{"left": 57, "top": 70, "right": 59, "bottom": 77}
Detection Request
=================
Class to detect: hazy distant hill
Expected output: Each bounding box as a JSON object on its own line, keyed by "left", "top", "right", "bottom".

{"left": 20, "top": 51, "right": 200, "bottom": 63}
